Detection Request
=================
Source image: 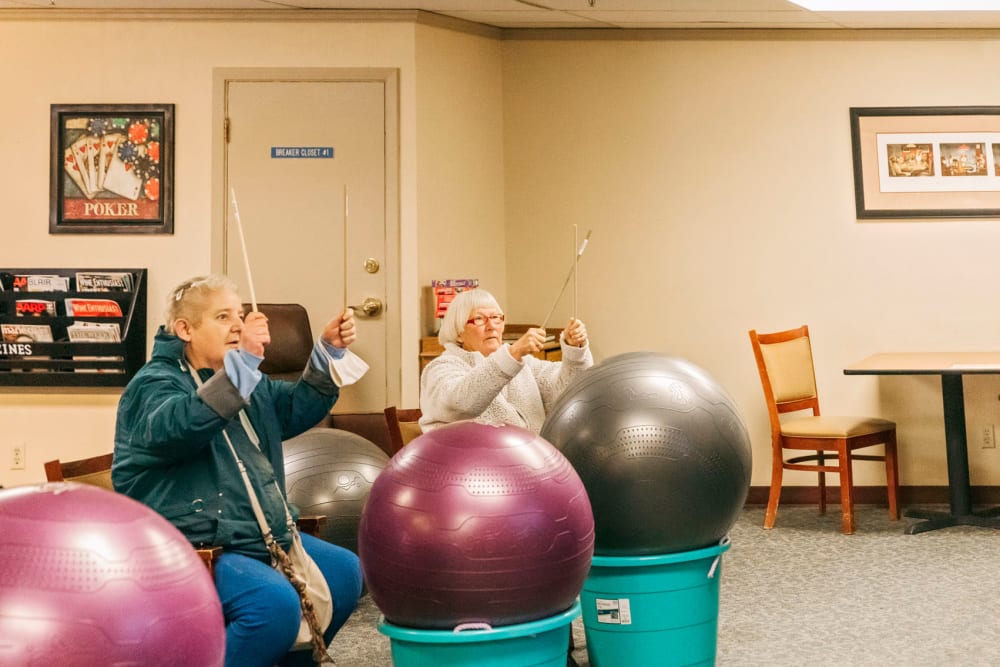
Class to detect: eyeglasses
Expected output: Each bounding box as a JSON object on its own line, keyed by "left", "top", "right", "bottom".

{"left": 466, "top": 313, "right": 505, "bottom": 327}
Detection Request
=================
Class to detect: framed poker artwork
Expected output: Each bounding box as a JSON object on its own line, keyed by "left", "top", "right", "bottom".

{"left": 49, "top": 103, "right": 174, "bottom": 234}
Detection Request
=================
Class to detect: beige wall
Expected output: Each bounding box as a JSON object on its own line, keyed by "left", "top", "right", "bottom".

{"left": 501, "top": 31, "right": 1000, "bottom": 487}
{"left": 4, "top": 17, "right": 1000, "bottom": 493}
{"left": 414, "top": 22, "right": 507, "bottom": 333}
{"left": 0, "top": 15, "right": 432, "bottom": 487}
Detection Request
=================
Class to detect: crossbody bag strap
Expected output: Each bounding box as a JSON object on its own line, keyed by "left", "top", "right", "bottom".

{"left": 186, "top": 360, "right": 331, "bottom": 664}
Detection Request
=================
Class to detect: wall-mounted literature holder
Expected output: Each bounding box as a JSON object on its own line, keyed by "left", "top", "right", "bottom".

{"left": 0, "top": 268, "right": 147, "bottom": 387}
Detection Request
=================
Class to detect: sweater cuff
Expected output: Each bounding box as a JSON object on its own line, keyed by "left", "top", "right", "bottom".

{"left": 559, "top": 338, "right": 590, "bottom": 362}
{"left": 497, "top": 344, "right": 526, "bottom": 376}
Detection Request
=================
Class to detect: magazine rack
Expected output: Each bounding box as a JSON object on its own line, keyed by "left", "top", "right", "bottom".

{"left": 0, "top": 268, "right": 147, "bottom": 387}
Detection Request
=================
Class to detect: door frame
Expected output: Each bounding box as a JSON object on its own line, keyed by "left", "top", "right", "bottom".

{"left": 212, "top": 67, "right": 401, "bottom": 407}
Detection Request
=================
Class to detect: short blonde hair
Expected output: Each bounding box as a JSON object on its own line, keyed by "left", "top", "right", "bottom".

{"left": 438, "top": 289, "right": 502, "bottom": 346}
{"left": 164, "top": 274, "right": 239, "bottom": 334}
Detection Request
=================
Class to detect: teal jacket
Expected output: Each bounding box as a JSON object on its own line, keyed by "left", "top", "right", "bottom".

{"left": 112, "top": 327, "right": 338, "bottom": 560}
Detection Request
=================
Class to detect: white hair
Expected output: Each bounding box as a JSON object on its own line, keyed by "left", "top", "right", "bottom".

{"left": 164, "top": 274, "right": 239, "bottom": 334}
{"left": 438, "top": 289, "right": 502, "bottom": 346}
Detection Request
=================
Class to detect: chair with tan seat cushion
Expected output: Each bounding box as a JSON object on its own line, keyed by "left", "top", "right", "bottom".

{"left": 383, "top": 406, "right": 422, "bottom": 456}
{"left": 748, "top": 325, "right": 900, "bottom": 534}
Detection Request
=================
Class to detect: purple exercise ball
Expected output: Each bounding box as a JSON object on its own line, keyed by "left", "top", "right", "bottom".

{"left": 358, "top": 421, "right": 595, "bottom": 630}
{"left": 0, "top": 483, "right": 225, "bottom": 666}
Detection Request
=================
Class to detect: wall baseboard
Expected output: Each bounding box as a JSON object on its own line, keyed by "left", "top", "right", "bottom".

{"left": 746, "top": 485, "right": 1000, "bottom": 506}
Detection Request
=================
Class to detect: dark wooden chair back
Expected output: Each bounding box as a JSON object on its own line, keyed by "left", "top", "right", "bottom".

{"left": 384, "top": 406, "right": 422, "bottom": 456}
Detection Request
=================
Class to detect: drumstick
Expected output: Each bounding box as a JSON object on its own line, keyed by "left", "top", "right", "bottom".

{"left": 573, "top": 224, "right": 579, "bottom": 320}
{"left": 230, "top": 187, "right": 258, "bottom": 312}
{"left": 343, "top": 184, "right": 349, "bottom": 312}
{"left": 540, "top": 229, "right": 592, "bottom": 330}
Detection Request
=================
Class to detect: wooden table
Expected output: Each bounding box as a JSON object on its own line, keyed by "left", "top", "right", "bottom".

{"left": 844, "top": 352, "right": 1000, "bottom": 534}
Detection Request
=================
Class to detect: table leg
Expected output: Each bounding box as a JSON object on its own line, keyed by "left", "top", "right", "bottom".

{"left": 904, "top": 374, "right": 1000, "bottom": 534}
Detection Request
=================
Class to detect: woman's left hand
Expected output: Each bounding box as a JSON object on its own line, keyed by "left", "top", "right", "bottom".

{"left": 564, "top": 318, "right": 588, "bottom": 348}
{"left": 241, "top": 311, "right": 271, "bottom": 357}
{"left": 322, "top": 308, "right": 357, "bottom": 348}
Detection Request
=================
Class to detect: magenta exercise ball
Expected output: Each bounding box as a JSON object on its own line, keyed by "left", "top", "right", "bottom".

{"left": 358, "top": 421, "right": 595, "bottom": 630}
{"left": 0, "top": 483, "right": 224, "bottom": 666}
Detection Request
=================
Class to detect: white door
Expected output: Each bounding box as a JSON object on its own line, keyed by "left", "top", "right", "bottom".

{"left": 218, "top": 70, "right": 399, "bottom": 412}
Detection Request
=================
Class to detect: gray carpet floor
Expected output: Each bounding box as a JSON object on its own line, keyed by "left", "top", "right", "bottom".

{"left": 327, "top": 504, "right": 1000, "bottom": 666}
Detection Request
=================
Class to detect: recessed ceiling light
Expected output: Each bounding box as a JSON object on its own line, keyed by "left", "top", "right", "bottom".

{"left": 790, "top": 0, "right": 1000, "bottom": 10}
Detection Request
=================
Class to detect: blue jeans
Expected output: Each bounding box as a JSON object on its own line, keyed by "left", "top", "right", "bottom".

{"left": 214, "top": 534, "right": 362, "bottom": 667}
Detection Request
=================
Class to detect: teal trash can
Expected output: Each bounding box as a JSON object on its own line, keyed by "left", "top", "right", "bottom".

{"left": 378, "top": 601, "right": 580, "bottom": 667}
{"left": 580, "top": 541, "right": 730, "bottom": 667}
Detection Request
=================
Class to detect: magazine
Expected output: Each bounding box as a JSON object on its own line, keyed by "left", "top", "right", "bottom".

{"left": 67, "top": 321, "right": 121, "bottom": 342}
{"left": 1, "top": 323, "right": 54, "bottom": 343}
{"left": 13, "top": 275, "right": 70, "bottom": 292}
{"left": 67, "top": 321, "right": 123, "bottom": 373}
{"left": 0, "top": 323, "right": 54, "bottom": 372}
{"left": 64, "top": 298, "right": 123, "bottom": 317}
{"left": 15, "top": 300, "right": 57, "bottom": 317}
{"left": 75, "top": 271, "right": 134, "bottom": 292}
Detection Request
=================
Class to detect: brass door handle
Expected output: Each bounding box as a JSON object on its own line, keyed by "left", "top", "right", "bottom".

{"left": 350, "top": 297, "right": 383, "bottom": 317}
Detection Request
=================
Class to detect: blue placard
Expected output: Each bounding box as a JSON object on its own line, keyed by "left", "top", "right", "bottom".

{"left": 270, "top": 146, "right": 334, "bottom": 159}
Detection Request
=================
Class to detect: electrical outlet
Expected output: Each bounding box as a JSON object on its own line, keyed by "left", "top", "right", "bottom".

{"left": 10, "top": 444, "right": 25, "bottom": 470}
{"left": 983, "top": 425, "right": 996, "bottom": 449}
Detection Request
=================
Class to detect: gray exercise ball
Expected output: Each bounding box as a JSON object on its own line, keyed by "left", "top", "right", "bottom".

{"left": 284, "top": 427, "right": 390, "bottom": 553}
{"left": 540, "top": 352, "right": 751, "bottom": 555}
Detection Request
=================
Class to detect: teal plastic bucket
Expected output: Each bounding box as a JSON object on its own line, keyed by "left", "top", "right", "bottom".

{"left": 581, "top": 541, "right": 730, "bottom": 667}
{"left": 378, "top": 601, "right": 580, "bottom": 667}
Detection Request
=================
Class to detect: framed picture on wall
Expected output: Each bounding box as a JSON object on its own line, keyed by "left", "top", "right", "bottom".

{"left": 49, "top": 103, "right": 174, "bottom": 234}
{"left": 850, "top": 106, "right": 1000, "bottom": 219}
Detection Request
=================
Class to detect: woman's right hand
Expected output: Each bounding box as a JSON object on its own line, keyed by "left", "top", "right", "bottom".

{"left": 509, "top": 327, "right": 547, "bottom": 361}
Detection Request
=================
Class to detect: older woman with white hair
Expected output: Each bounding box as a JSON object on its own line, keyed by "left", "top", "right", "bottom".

{"left": 419, "top": 288, "right": 593, "bottom": 434}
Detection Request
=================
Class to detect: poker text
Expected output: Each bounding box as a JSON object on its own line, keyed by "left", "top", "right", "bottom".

{"left": 83, "top": 202, "right": 141, "bottom": 217}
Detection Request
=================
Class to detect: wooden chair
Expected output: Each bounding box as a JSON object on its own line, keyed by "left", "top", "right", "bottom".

{"left": 748, "top": 325, "right": 900, "bottom": 534}
{"left": 383, "top": 406, "right": 422, "bottom": 455}
{"left": 44, "top": 453, "right": 325, "bottom": 574}
{"left": 325, "top": 412, "right": 395, "bottom": 457}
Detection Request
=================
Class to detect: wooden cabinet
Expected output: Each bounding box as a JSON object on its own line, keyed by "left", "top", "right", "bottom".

{"left": 419, "top": 336, "right": 444, "bottom": 372}
{"left": 0, "top": 268, "right": 147, "bottom": 387}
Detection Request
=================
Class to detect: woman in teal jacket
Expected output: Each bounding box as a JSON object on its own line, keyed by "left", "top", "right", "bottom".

{"left": 113, "top": 274, "right": 367, "bottom": 667}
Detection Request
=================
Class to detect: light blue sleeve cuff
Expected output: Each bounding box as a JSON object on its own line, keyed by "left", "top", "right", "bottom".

{"left": 312, "top": 339, "right": 369, "bottom": 387}
{"left": 319, "top": 338, "right": 346, "bottom": 360}
{"left": 223, "top": 349, "right": 264, "bottom": 401}
{"left": 311, "top": 339, "right": 345, "bottom": 375}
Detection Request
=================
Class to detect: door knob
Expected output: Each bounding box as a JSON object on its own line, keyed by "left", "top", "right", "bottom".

{"left": 350, "top": 297, "right": 383, "bottom": 317}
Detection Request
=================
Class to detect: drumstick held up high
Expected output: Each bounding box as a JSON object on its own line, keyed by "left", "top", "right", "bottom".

{"left": 540, "top": 228, "right": 592, "bottom": 330}
{"left": 230, "top": 188, "right": 258, "bottom": 312}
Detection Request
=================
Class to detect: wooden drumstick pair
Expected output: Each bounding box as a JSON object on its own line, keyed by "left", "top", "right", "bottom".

{"left": 540, "top": 225, "right": 592, "bottom": 330}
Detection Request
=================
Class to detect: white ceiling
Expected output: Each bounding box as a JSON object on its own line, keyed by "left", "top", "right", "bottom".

{"left": 2, "top": 0, "right": 1000, "bottom": 30}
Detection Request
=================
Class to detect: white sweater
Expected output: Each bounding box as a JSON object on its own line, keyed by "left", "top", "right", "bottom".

{"left": 419, "top": 338, "right": 593, "bottom": 434}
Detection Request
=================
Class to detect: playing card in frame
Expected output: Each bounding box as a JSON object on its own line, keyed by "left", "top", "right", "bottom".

{"left": 50, "top": 103, "right": 174, "bottom": 234}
